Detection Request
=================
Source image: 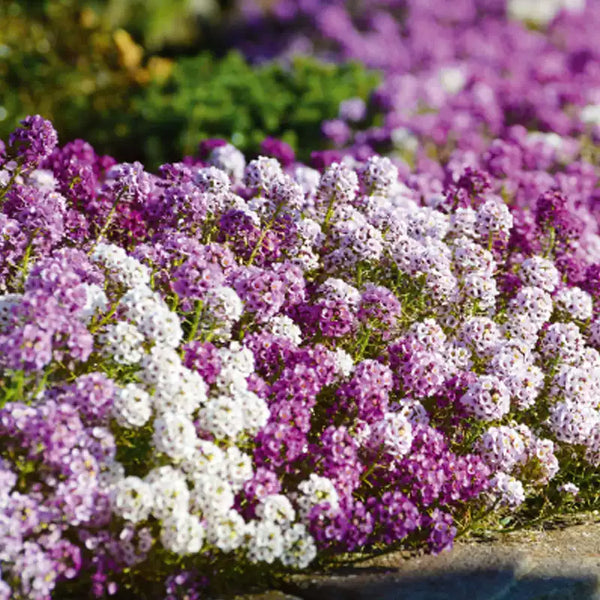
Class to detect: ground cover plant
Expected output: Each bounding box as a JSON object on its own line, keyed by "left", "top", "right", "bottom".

{"left": 2, "top": 109, "right": 600, "bottom": 599}
{"left": 6, "top": 2, "right": 600, "bottom": 599}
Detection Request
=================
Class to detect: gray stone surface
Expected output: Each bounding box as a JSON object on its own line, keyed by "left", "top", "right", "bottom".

{"left": 275, "top": 518, "right": 600, "bottom": 600}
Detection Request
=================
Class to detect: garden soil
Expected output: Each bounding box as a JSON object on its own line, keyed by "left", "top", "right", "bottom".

{"left": 230, "top": 513, "right": 600, "bottom": 600}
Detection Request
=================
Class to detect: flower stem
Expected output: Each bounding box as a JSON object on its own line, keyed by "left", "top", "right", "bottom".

{"left": 0, "top": 163, "right": 22, "bottom": 203}
{"left": 88, "top": 188, "right": 126, "bottom": 255}
{"left": 246, "top": 203, "right": 283, "bottom": 266}
{"left": 187, "top": 300, "right": 204, "bottom": 343}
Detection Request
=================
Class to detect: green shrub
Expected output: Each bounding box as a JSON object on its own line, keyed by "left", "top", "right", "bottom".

{"left": 129, "top": 51, "right": 381, "bottom": 167}
{"left": 99, "top": 0, "right": 232, "bottom": 51}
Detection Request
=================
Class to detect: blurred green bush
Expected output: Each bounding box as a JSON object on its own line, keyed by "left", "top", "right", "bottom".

{"left": 130, "top": 51, "right": 381, "bottom": 167}
{"left": 0, "top": 1, "right": 380, "bottom": 168}
{"left": 99, "top": 0, "right": 232, "bottom": 51}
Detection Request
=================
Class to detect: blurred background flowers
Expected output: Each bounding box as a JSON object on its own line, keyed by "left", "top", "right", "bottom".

{"left": 3, "top": 0, "right": 599, "bottom": 171}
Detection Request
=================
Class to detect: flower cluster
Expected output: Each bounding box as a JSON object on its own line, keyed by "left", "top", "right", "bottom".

{"left": 3, "top": 97, "right": 600, "bottom": 598}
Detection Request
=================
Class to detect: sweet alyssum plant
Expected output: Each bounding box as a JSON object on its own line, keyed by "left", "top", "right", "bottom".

{"left": 1, "top": 116, "right": 600, "bottom": 599}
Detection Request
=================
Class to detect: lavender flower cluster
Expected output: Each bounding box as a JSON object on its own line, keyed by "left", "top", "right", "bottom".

{"left": 237, "top": 0, "right": 600, "bottom": 173}
{"left": 1, "top": 105, "right": 600, "bottom": 599}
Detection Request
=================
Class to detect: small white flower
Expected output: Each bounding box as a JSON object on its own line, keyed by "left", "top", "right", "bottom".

{"left": 153, "top": 413, "right": 198, "bottom": 462}
{"left": 111, "top": 476, "right": 153, "bottom": 523}
{"left": 160, "top": 512, "right": 205, "bottom": 555}
{"left": 256, "top": 494, "right": 296, "bottom": 526}
{"left": 297, "top": 474, "right": 340, "bottom": 519}
{"left": 205, "top": 509, "right": 248, "bottom": 552}
{"left": 113, "top": 383, "right": 152, "bottom": 429}
{"left": 80, "top": 284, "right": 108, "bottom": 322}
{"left": 190, "top": 473, "right": 234, "bottom": 517}
{"left": 180, "top": 439, "right": 225, "bottom": 476}
{"left": 197, "top": 395, "right": 245, "bottom": 439}
{"left": 266, "top": 315, "right": 303, "bottom": 345}
{"left": 520, "top": 256, "right": 560, "bottom": 292}
{"left": 281, "top": 523, "right": 317, "bottom": 569}
{"left": 223, "top": 446, "right": 254, "bottom": 492}
{"left": 490, "top": 472, "right": 525, "bottom": 508}
{"left": 369, "top": 412, "right": 413, "bottom": 458}
{"left": 91, "top": 243, "right": 150, "bottom": 288}
{"left": 555, "top": 287, "right": 593, "bottom": 321}
{"left": 99, "top": 321, "right": 145, "bottom": 365}
{"left": 246, "top": 520, "right": 285, "bottom": 564}
{"left": 145, "top": 466, "right": 190, "bottom": 519}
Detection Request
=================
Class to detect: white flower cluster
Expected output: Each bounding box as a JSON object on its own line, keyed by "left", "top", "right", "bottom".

{"left": 327, "top": 205, "right": 385, "bottom": 267}
{"left": 98, "top": 321, "right": 145, "bottom": 365}
{"left": 319, "top": 277, "right": 362, "bottom": 310}
{"left": 317, "top": 162, "right": 359, "bottom": 205}
{"left": 209, "top": 144, "right": 246, "bottom": 182}
{"left": 245, "top": 156, "right": 284, "bottom": 193}
{"left": 194, "top": 166, "right": 231, "bottom": 193}
{"left": 554, "top": 286, "right": 593, "bottom": 321}
{"left": 369, "top": 412, "right": 413, "bottom": 458}
{"left": 201, "top": 285, "right": 244, "bottom": 338}
{"left": 475, "top": 197, "right": 513, "bottom": 241}
{"left": 141, "top": 345, "right": 207, "bottom": 416}
{"left": 519, "top": 256, "right": 559, "bottom": 292}
{"left": 296, "top": 474, "right": 340, "bottom": 520}
{"left": 80, "top": 284, "right": 108, "bottom": 322}
{"left": 108, "top": 425, "right": 318, "bottom": 567}
{"left": 389, "top": 210, "right": 458, "bottom": 305}
{"left": 113, "top": 383, "right": 152, "bottom": 428}
{"left": 265, "top": 315, "right": 303, "bottom": 345}
{"left": 360, "top": 155, "right": 399, "bottom": 195}
{"left": 460, "top": 375, "right": 511, "bottom": 421}
{"left": 489, "top": 472, "right": 525, "bottom": 508}
{"left": 153, "top": 413, "right": 198, "bottom": 462}
{"left": 508, "top": 0, "right": 585, "bottom": 26}
{"left": 120, "top": 285, "right": 183, "bottom": 348}
{"left": 91, "top": 243, "right": 150, "bottom": 288}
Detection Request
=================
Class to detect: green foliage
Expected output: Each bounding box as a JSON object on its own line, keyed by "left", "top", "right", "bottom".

{"left": 100, "top": 0, "right": 231, "bottom": 51}
{"left": 126, "top": 51, "right": 381, "bottom": 168}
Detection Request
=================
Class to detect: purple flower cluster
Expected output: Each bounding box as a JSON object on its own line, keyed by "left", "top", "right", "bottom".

{"left": 4, "top": 83, "right": 600, "bottom": 595}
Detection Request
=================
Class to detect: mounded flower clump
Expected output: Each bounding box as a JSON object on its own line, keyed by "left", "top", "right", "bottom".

{"left": 2, "top": 113, "right": 600, "bottom": 599}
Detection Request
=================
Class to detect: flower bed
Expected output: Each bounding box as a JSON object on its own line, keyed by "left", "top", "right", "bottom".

{"left": 1, "top": 112, "right": 600, "bottom": 599}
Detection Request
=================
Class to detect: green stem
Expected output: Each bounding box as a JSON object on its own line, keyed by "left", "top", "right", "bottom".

{"left": 492, "top": 499, "right": 556, "bottom": 534}
{"left": 356, "top": 262, "right": 364, "bottom": 288}
{"left": 33, "top": 366, "right": 55, "bottom": 398}
{"left": 455, "top": 500, "right": 500, "bottom": 539}
{"left": 544, "top": 227, "right": 556, "bottom": 259}
{"left": 11, "top": 238, "right": 35, "bottom": 290}
{"left": 0, "top": 164, "right": 22, "bottom": 203}
{"left": 246, "top": 203, "right": 283, "bottom": 266}
{"left": 187, "top": 300, "right": 204, "bottom": 343}
{"left": 88, "top": 188, "right": 126, "bottom": 255}
{"left": 361, "top": 451, "right": 383, "bottom": 484}
{"left": 169, "top": 293, "right": 179, "bottom": 313}
{"left": 322, "top": 193, "right": 338, "bottom": 233}
{"left": 89, "top": 301, "right": 119, "bottom": 334}
{"left": 15, "top": 370, "right": 25, "bottom": 402}
{"left": 355, "top": 327, "right": 372, "bottom": 361}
